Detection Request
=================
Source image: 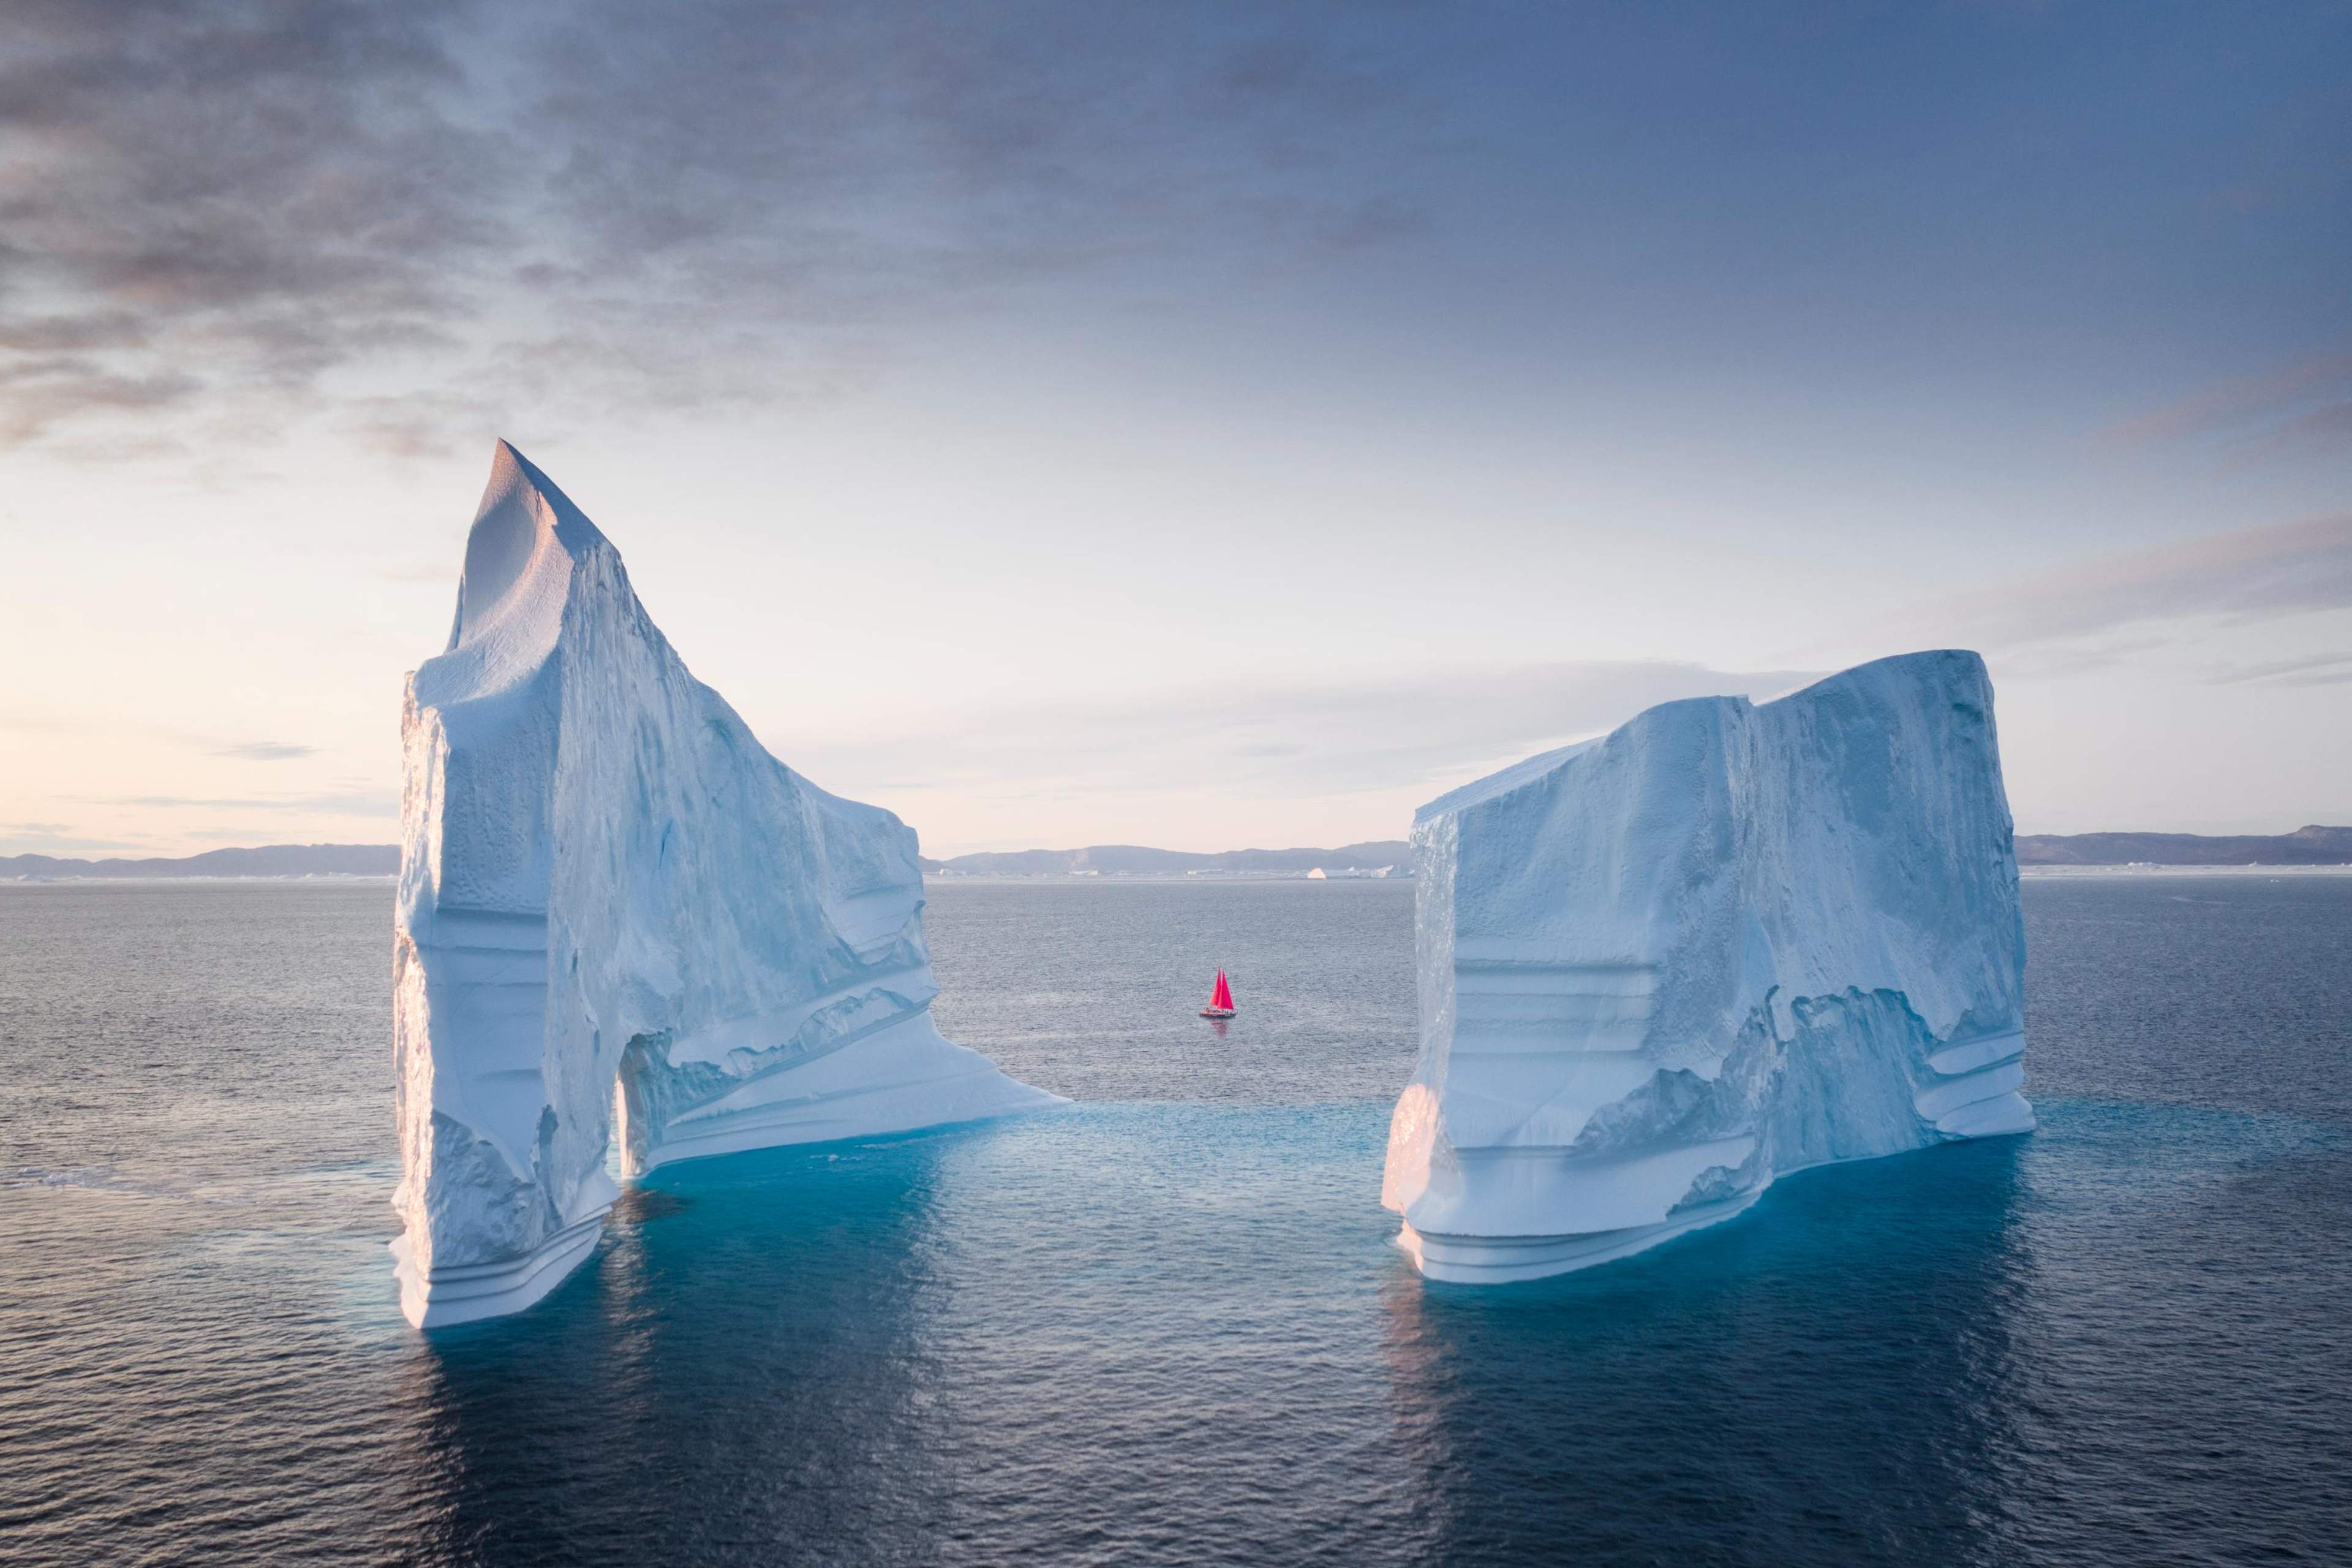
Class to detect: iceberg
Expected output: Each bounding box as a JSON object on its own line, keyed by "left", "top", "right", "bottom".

{"left": 391, "top": 442, "right": 1061, "bottom": 1327}
{"left": 1382, "top": 650, "right": 2033, "bottom": 1283}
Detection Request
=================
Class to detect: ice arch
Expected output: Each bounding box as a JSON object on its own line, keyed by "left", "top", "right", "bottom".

{"left": 391, "top": 442, "right": 1060, "bottom": 1327}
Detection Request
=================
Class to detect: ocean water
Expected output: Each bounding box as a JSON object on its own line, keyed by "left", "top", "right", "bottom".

{"left": 2, "top": 876, "right": 2349, "bottom": 1567}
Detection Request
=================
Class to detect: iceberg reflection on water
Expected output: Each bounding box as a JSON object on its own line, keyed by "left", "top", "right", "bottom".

{"left": 3, "top": 876, "right": 2349, "bottom": 1564}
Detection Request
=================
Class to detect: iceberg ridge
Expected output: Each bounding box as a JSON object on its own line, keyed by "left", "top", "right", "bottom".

{"left": 1382, "top": 650, "right": 2033, "bottom": 1282}
{"left": 392, "top": 442, "right": 1061, "bottom": 1327}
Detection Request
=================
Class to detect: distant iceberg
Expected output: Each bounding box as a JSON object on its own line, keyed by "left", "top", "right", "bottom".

{"left": 1382, "top": 650, "right": 2032, "bottom": 1283}
{"left": 391, "top": 443, "right": 1061, "bottom": 1327}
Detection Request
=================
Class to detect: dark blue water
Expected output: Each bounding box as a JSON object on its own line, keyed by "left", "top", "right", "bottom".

{"left": 2, "top": 876, "right": 2349, "bottom": 1566}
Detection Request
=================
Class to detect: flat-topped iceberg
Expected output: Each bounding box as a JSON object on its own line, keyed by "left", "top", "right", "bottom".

{"left": 1382, "top": 650, "right": 2032, "bottom": 1283}
{"left": 391, "top": 442, "right": 1061, "bottom": 1327}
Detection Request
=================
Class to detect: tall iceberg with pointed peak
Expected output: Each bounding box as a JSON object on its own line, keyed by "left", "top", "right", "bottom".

{"left": 391, "top": 441, "right": 1061, "bottom": 1327}
{"left": 1382, "top": 650, "right": 2033, "bottom": 1283}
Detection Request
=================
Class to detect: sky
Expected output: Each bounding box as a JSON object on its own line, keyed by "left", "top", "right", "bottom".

{"left": 3, "top": 0, "right": 2349, "bottom": 858}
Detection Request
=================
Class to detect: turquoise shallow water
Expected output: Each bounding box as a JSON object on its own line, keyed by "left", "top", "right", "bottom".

{"left": 2, "top": 876, "right": 2350, "bottom": 1564}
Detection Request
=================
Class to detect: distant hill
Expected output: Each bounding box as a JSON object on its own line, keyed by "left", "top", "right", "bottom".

{"left": 929, "top": 826, "right": 2352, "bottom": 873}
{"left": 12, "top": 826, "right": 2345, "bottom": 881}
{"left": 2, "top": 843, "right": 399, "bottom": 880}
{"left": 2015, "top": 824, "right": 2352, "bottom": 865}
{"left": 7, "top": 840, "right": 1409, "bottom": 881}
{"left": 921, "top": 841, "right": 1411, "bottom": 876}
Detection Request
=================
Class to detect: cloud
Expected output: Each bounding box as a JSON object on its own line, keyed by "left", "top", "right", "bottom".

{"left": 0, "top": 824, "right": 149, "bottom": 854}
{"left": 1, "top": 0, "right": 497, "bottom": 440}
{"left": 1857, "top": 513, "right": 2352, "bottom": 663}
{"left": 2208, "top": 650, "right": 2352, "bottom": 688}
{"left": 2245, "top": 399, "right": 2352, "bottom": 461}
{"left": 104, "top": 791, "right": 398, "bottom": 816}
{"left": 179, "top": 826, "right": 377, "bottom": 842}
{"left": 793, "top": 658, "right": 1817, "bottom": 808}
{"left": 0, "top": 704, "right": 211, "bottom": 748}
{"left": 374, "top": 562, "right": 460, "bottom": 585}
{"left": 0, "top": 360, "right": 200, "bottom": 442}
{"left": 1, "top": 1, "right": 1448, "bottom": 453}
{"left": 2101, "top": 349, "right": 2352, "bottom": 457}
{"left": 2, "top": 707, "right": 335, "bottom": 759}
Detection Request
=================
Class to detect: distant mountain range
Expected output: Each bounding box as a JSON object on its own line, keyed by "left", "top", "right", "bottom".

{"left": 9, "top": 826, "right": 2351, "bottom": 880}
{"left": 918, "top": 842, "right": 1411, "bottom": 876}
{"left": 2, "top": 844, "right": 399, "bottom": 879}
{"left": 935, "top": 828, "right": 2352, "bottom": 873}
{"left": 2015, "top": 824, "right": 2352, "bottom": 865}
{"left": 0, "top": 840, "right": 1410, "bottom": 880}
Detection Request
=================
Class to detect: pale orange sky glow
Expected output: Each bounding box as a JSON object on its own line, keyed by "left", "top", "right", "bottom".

{"left": 4, "top": 4, "right": 2348, "bottom": 858}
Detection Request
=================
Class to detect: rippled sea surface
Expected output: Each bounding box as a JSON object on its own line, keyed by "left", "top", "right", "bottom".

{"left": 3, "top": 875, "right": 2350, "bottom": 1566}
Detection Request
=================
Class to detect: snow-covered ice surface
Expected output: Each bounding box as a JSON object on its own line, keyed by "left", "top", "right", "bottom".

{"left": 1382, "top": 650, "right": 2034, "bottom": 1283}
{"left": 391, "top": 442, "right": 1061, "bottom": 1327}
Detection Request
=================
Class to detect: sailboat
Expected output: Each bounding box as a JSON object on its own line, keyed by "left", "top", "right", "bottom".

{"left": 1199, "top": 968, "right": 1237, "bottom": 1019}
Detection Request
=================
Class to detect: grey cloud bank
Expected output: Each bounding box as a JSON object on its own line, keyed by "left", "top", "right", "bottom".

{"left": 10, "top": 1, "right": 2347, "bottom": 464}
{"left": 0, "top": 0, "right": 1446, "bottom": 451}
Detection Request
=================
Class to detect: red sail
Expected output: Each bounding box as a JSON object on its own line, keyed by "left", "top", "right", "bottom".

{"left": 1211, "top": 970, "right": 1234, "bottom": 1010}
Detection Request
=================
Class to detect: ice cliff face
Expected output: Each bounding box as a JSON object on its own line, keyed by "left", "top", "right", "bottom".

{"left": 1381, "top": 651, "right": 2032, "bottom": 1283}
{"left": 391, "top": 442, "right": 1061, "bottom": 1327}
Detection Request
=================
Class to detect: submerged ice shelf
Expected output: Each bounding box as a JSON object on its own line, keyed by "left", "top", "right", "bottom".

{"left": 391, "top": 442, "right": 1060, "bottom": 1328}
{"left": 1382, "top": 650, "right": 2034, "bottom": 1283}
